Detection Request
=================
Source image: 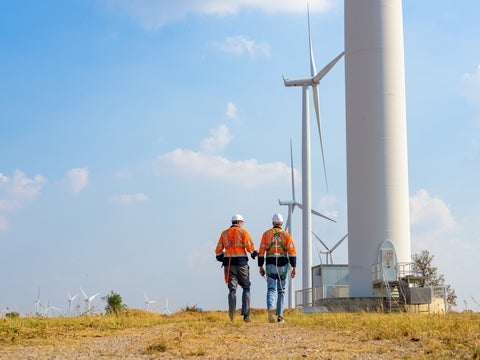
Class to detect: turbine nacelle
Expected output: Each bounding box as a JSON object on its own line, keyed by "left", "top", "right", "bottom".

{"left": 279, "top": 198, "right": 336, "bottom": 223}
{"left": 283, "top": 76, "right": 316, "bottom": 87}
{"left": 313, "top": 232, "right": 348, "bottom": 264}
{"left": 283, "top": 51, "right": 344, "bottom": 88}
{"left": 278, "top": 199, "right": 295, "bottom": 206}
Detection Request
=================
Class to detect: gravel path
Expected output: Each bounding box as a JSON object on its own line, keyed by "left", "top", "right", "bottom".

{"left": 0, "top": 318, "right": 424, "bottom": 359}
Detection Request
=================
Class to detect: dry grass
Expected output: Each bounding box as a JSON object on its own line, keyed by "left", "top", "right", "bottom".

{"left": 1, "top": 309, "right": 480, "bottom": 359}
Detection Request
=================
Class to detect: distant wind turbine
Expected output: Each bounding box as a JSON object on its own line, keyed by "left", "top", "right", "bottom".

{"left": 279, "top": 138, "right": 336, "bottom": 308}
{"left": 283, "top": 5, "right": 344, "bottom": 301}
{"left": 81, "top": 287, "right": 100, "bottom": 314}
{"left": 144, "top": 293, "right": 157, "bottom": 311}
{"left": 313, "top": 232, "right": 348, "bottom": 264}
{"left": 67, "top": 291, "right": 78, "bottom": 316}
{"left": 279, "top": 139, "right": 336, "bottom": 225}
{"left": 162, "top": 297, "right": 171, "bottom": 315}
{"left": 35, "top": 287, "right": 44, "bottom": 315}
{"left": 44, "top": 300, "right": 62, "bottom": 317}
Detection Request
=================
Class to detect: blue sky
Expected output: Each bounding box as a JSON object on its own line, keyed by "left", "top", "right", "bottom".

{"left": 1, "top": 0, "right": 479, "bottom": 315}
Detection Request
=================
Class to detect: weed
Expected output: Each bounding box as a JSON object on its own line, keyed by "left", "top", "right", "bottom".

{"left": 145, "top": 339, "right": 168, "bottom": 354}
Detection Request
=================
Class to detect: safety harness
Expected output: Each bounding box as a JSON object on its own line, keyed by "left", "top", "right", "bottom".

{"left": 265, "top": 228, "right": 290, "bottom": 280}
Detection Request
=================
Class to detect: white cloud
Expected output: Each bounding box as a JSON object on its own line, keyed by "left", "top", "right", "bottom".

{"left": 226, "top": 102, "right": 237, "bottom": 119}
{"left": 68, "top": 167, "right": 89, "bottom": 194}
{"left": 0, "top": 170, "right": 47, "bottom": 232}
{"left": 410, "top": 188, "right": 456, "bottom": 248}
{"left": 7, "top": 170, "right": 46, "bottom": 200}
{"left": 99, "top": 0, "right": 335, "bottom": 30}
{"left": 155, "top": 124, "right": 293, "bottom": 187}
{"left": 200, "top": 124, "right": 232, "bottom": 153}
{"left": 108, "top": 193, "right": 149, "bottom": 205}
{"left": 0, "top": 170, "right": 46, "bottom": 205}
{"left": 212, "top": 36, "right": 270, "bottom": 58}
{"left": 154, "top": 149, "right": 291, "bottom": 188}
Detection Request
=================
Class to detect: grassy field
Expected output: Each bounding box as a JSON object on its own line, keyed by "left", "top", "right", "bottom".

{"left": 1, "top": 309, "right": 480, "bottom": 359}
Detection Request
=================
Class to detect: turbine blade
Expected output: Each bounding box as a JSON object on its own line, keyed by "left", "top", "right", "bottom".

{"left": 289, "top": 138, "right": 296, "bottom": 201}
{"left": 312, "top": 84, "right": 328, "bottom": 191}
{"left": 311, "top": 208, "right": 336, "bottom": 223}
{"left": 330, "top": 234, "right": 348, "bottom": 252}
{"left": 312, "top": 231, "right": 330, "bottom": 251}
{"left": 295, "top": 201, "right": 335, "bottom": 222}
{"left": 80, "top": 288, "right": 88, "bottom": 299}
{"left": 307, "top": 4, "right": 317, "bottom": 77}
{"left": 312, "top": 51, "right": 344, "bottom": 83}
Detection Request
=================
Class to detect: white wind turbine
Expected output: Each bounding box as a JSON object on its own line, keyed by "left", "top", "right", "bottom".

{"left": 35, "top": 287, "right": 44, "bottom": 315}
{"left": 44, "top": 300, "right": 62, "bottom": 317}
{"left": 313, "top": 232, "right": 348, "bottom": 265}
{"left": 162, "top": 297, "right": 171, "bottom": 315}
{"left": 81, "top": 287, "right": 100, "bottom": 315}
{"left": 67, "top": 291, "right": 78, "bottom": 316}
{"left": 279, "top": 138, "right": 336, "bottom": 308}
{"left": 144, "top": 292, "right": 157, "bottom": 311}
{"left": 283, "top": 6, "right": 344, "bottom": 303}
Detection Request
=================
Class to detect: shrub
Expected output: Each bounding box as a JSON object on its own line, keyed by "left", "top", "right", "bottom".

{"left": 5, "top": 311, "right": 20, "bottom": 319}
{"left": 103, "top": 291, "right": 127, "bottom": 316}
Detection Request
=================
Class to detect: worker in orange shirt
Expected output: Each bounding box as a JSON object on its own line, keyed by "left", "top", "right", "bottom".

{"left": 257, "top": 213, "right": 296, "bottom": 323}
{"left": 215, "top": 214, "right": 258, "bottom": 322}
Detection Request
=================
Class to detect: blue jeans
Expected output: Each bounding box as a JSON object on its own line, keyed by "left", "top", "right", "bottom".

{"left": 265, "top": 264, "right": 288, "bottom": 317}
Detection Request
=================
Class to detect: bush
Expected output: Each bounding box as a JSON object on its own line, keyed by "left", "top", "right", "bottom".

{"left": 5, "top": 311, "right": 20, "bottom": 319}
{"left": 103, "top": 291, "right": 127, "bottom": 316}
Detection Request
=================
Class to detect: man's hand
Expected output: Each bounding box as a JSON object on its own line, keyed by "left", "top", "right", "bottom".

{"left": 216, "top": 253, "right": 224, "bottom": 262}
{"left": 251, "top": 250, "right": 258, "bottom": 259}
{"left": 291, "top": 267, "right": 296, "bottom": 279}
{"left": 259, "top": 267, "right": 265, "bottom": 277}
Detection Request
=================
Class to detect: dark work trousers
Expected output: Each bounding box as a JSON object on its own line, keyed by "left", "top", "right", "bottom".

{"left": 225, "top": 264, "right": 251, "bottom": 320}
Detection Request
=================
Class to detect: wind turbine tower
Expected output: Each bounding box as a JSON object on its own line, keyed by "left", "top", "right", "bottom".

{"left": 344, "top": 0, "right": 411, "bottom": 296}
{"left": 279, "top": 139, "right": 336, "bottom": 308}
{"left": 283, "top": 9, "right": 343, "bottom": 303}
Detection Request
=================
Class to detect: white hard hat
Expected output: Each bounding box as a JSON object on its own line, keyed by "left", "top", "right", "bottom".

{"left": 272, "top": 213, "right": 283, "bottom": 224}
{"left": 231, "top": 214, "right": 245, "bottom": 222}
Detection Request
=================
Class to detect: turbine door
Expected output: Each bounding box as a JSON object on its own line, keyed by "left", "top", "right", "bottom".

{"left": 378, "top": 240, "right": 397, "bottom": 282}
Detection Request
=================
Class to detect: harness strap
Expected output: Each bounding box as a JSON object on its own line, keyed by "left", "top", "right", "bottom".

{"left": 265, "top": 229, "right": 287, "bottom": 253}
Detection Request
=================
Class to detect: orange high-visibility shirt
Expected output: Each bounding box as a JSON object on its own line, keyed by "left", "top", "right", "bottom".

{"left": 259, "top": 228, "right": 296, "bottom": 258}
{"left": 215, "top": 225, "right": 255, "bottom": 258}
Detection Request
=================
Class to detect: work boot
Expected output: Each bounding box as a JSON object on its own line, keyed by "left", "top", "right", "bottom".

{"left": 277, "top": 316, "right": 284, "bottom": 323}
{"left": 243, "top": 315, "right": 251, "bottom": 322}
{"left": 268, "top": 309, "right": 275, "bottom": 323}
